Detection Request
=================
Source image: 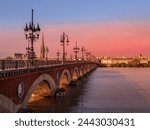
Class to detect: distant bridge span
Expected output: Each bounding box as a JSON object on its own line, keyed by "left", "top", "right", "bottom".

{"left": 0, "top": 62, "right": 97, "bottom": 112}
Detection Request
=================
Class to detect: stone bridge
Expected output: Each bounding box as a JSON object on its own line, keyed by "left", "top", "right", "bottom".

{"left": 0, "top": 62, "right": 98, "bottom": 112}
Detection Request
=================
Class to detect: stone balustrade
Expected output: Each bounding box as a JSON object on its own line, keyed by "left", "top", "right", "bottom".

{"left": 0, "top": 60, "right": 96, "bottom": 78}
{"left": 0, "top": 59, "right": 79, "bottom": 71}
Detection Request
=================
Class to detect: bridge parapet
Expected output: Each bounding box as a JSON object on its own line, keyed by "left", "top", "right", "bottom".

{"left": 0, "top": 62, "right": 98, "bottom": 78}
{"left": 0, "top": 60, "right": 26, "bottom": 70}
{"left": 0, "top": 59, "right": 90, "bottom": 70}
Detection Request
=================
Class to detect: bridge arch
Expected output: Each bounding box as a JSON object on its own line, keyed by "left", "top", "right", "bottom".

{"left": 21, "top": 74, "right": 57, "bottom": 109}
{"left": 0, "top": 94, "right": 18, "bottom": 112}
{"left": 72, "top": 67, "right": 80, "bottom": 80}
{"left": 86, "top": 64, "right": 90, "bottom": 72}
{"left": 59, "top": 69, "right": 71, "bottom": 88}
{"left": 79, "top": 66, "right": 85, "bottom": 76}
{"left": 83, "top": 65, "right": 88, "bottom": 74}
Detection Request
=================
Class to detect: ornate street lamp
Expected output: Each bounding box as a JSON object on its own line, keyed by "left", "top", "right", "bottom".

{"left": 65, "top": 52, "right": 67, "bottom": 60}
{"left": 85, "top": 51, "right": 89, "bottom": 61}
{"left": 60, "top": 32, "right": 69, "bottom": 64}
{"left": 24, "top": 9, "right": 41, "bottom": 66}
{"left": 26, "top": 41, "right": 30, "bottom": 60}
{"left": 81, "top": 46, "right": 85, "bottom": 61}
{"left": 70, "top": 54, "right": 73, "bottom": 61}
{"left": 88, "top": 52, "right": 92, "bottom": 61}
{"left": 73, "top": 41, "right": 80, "bottom": 61}
{"left": 56, "top": 50, "right": 60, "bottom": 61}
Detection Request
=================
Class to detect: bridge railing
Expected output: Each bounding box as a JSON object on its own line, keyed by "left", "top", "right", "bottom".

{"left": 0, "top": 61, "right": 98, "bottom": 78}
{"left": 0, "top": 60, "right": 27, "bottom": 70}
{"left": 36, "top": 60, "right": 61, "bottom": 67}
{"left": 0, "top": 59, "right": 81, "bottom": 71}
{"left": 0, "top": 59, "right": 99, "bottom": 72}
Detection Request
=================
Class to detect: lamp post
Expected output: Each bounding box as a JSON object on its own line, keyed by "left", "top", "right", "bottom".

{"left": 81, "top": 46, "right": 85, "bottom": 61}
{"left": 65, "top": 52, "right": 67, "bottom": 60}
{"left": 56, "top": 50, "right": 60, "bottom": 61}
{"left": 70, "top": 54, "right": 73, "bottom": 61}
{"left": 60, "top": 32, "right": 69, "bottom": 64}
{"left": 26, "top": 41, "right": 30, "bottom": 62}
{"left": 89, "top": 52, "right": 92, "bottom": 61}
{"left": 24, "top": 9, "right": 41, "bottom": 67}
{"left": 73, "top": 41, "right": 80, "bottom": 61}
{"left": 85, "top": 51, "right": 89, "bottom": 61}
{"left": 88, "top": 52, "right": 91, "bottom": 61}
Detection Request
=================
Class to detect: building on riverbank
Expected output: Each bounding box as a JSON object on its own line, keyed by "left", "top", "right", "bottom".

{"left": 100, "top": 55, "right": 150, "bottom": 67}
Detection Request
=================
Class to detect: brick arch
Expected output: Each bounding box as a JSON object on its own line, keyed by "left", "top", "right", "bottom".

{"left": 83, "top": 65, "right": 88, "bottom": 73}
{"left": 79, "top": 66, "right": 85, "bottom": 76}
{"left": 0, "top": 94, "right": 18, "bottom": 112}
{"left": 72, "top": 67, "right": 80, "bottom": 80}
{"left": 59, "top": 69, "right": 72, "bottom": 87}
{"left": 74, "top": 67, "right": 80, "bottom": 76}
{"left": 21, "top": 74, "right": 57, "bottom": 109}
{"left": 86, "top": 64, "right": 90, "bottom": 72}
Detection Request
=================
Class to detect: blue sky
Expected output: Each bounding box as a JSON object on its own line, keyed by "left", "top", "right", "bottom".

{"left": 1, "top": 0, "right": 150, "bottom": 58}
{"left": 0, "top": 0, "right": 150, "bottom": 27}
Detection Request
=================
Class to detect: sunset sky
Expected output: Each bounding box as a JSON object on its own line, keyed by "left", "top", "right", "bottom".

{"left": 0, "top": 0, "right": 150, "bottom": 58}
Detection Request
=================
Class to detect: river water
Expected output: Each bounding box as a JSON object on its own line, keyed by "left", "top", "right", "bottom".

{"left": 27, "top": 68, "right": 150, "bottom": 113}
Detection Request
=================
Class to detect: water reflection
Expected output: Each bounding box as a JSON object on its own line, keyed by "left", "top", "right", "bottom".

{"left": 27, "top": 68, "right": 150, "bottom": 113}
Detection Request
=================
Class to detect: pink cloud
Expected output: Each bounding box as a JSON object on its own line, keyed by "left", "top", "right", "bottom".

{"left": 1, "top": 21, "right": 150, "bottom": 58}
{"left": 43, "top": 21, "right": 150, "bottom": 57}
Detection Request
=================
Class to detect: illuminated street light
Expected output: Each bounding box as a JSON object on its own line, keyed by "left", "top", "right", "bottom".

{"left": 24, "top": 9, "right": 41, "bottom": 66}
{"left": 56, "top": 50, "right": 60, "bottom": 61}
{"left": 60, "top": 32, "right": 69, "bottom": 64}
{"left": 73, "top": 41, "right": 80, "bottom": 61}
{"left": 85, "top": 51, "right": 90, "bottom": 61}
{"left": 81, "top": 46, "right": 85, "bottom": 61}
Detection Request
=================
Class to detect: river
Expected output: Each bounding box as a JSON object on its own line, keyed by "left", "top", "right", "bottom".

{"left": 27, "top": 68, "right": 150, "bottom": 113}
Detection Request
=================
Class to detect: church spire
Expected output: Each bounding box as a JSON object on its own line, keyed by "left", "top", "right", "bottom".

{"left": 40, "top": 32, "right": 45, "bottom": 59}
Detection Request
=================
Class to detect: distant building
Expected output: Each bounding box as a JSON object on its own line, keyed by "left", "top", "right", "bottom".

{"left": 40, "top": 33, "right": 45, "bottom": 59}
{"left": 101, "top": 57, "right": 131, "bottom": 66}
{"left": 14, "top": 53, "right": 24, "bottom": 59}
{"left": 5, "top": 56, "right": 13, "bottom": 60}
{"left": 101, "top": 56, "right": 149, "bottom": 67}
